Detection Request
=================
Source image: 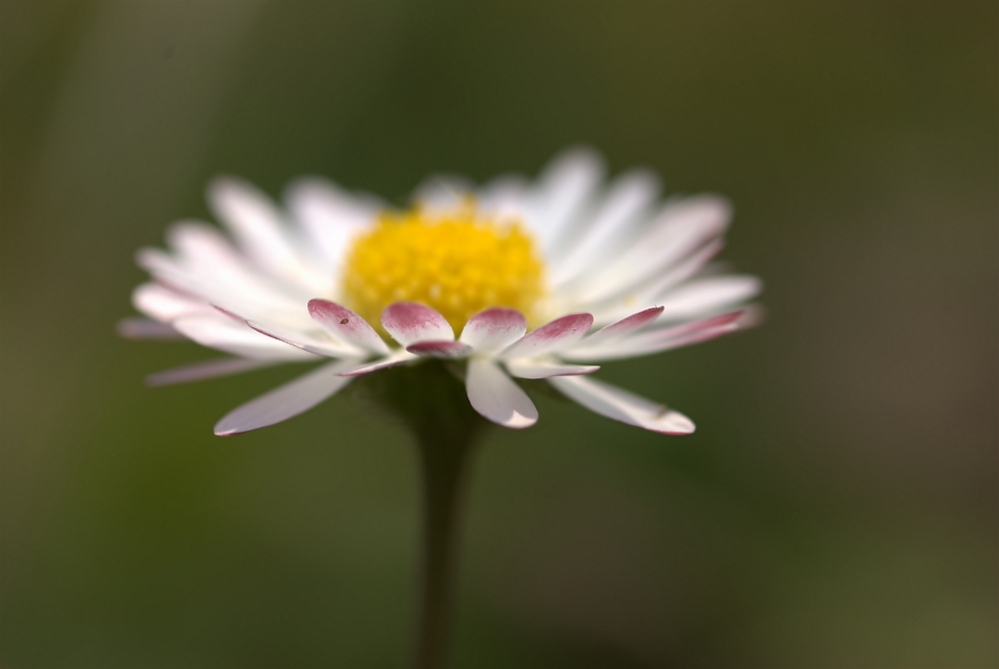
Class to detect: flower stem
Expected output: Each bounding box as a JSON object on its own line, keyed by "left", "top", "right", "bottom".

{"left": 366, "top": 361, "right": 487, "bottom": 669}
{"left": 413, "top": 421, "right": 475, "bottom": 669}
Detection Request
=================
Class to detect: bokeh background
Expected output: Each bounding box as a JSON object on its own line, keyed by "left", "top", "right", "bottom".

{"left": 2, "top": 1, "right": 996, "bottom": 667}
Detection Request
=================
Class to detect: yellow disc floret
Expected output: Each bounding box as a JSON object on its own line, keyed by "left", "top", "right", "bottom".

{"left": 342, "top": 204, "right": 545, "bottom": 332}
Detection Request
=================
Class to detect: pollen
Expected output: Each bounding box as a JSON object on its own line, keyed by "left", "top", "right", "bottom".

{"left": 342, "top": 204, "right": 545, "bottom": 332}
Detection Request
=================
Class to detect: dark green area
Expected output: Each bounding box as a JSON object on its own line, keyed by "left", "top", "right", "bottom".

{"left": 2, "top": 1, "right": 996, "bottom": 667}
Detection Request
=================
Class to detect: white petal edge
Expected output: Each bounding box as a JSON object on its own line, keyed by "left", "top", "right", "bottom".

{"left": 214, "top": 360, "right": 355, "bottom": 435}
{"left": 466, "top": 358, "right": 538, "bottom": 429}
{"left": 548, "top": 375, "right": 695, "bottom": 435}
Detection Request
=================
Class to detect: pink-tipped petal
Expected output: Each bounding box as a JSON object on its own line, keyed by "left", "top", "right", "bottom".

{"left": 406, "top": 340, "right": 473, "bottom": 359}
{"left": 382, "top": 302, "right": 453, "bottom": 346}
{"left": 548, "top": 375, "right": 695, "bottom": 435}
{"left": 499, "top": 313, "right": 594, "bottom": 360}
{"left": 146, "top": 357, "right": 279, "bottom": 387}
{"left": 117, "top": 318, "right": 184, "bottom": 340}
{"left": 214, "top": 360, "right": 355, "bottom": 435}
{"left": 564, "top": 310, "right": 746, "bottom": 362}
{"left": 466, "top": 358, "right": 538, "bottom": 429}
{"left": 504, "top": 360, "right": 600, "bottom": 379}
{"left": 308, "top": 299, "right": 389, "bottom": 355}
{"left": 459, "top": 308, "right": 527, "bottom": 354}
{"left": 337, "top": 351, "right": 415, "bottom": 377}
{"left": 579, "top": 306, "right": 664, "bottom": 348}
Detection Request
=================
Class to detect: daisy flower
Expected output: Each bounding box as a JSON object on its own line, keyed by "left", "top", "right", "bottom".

{"left": 123, "top": 148, "right": 760, "bottom": 436}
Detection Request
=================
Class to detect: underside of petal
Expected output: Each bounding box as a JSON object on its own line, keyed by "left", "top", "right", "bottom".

{"left": 466, "top": 358, "right": 538, "bottom": 429}
{"left": 214, "top": 360, "right": 355, "bottom": 435}
{"left": 548, "top": 375, "right": 695, "bottom": 435}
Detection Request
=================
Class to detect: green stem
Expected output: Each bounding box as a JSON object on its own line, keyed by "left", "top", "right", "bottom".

{"left": 363, "top": 361, "right": 487, "bottom": 669}
{"left": 413, "top": 421, "right": 475, "bottom": 669}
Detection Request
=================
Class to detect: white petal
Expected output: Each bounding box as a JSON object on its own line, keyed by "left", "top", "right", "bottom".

{"left": 382, "top": 302, "right": 454, "bottom": 346}
{"left": 284, "top": 177, "right": 380, "bottom": 268}
{"left": 533, "top": 147, "right": 605, "bottom": 252}
{"left": 132, "top": 283, "right": 210, "bottom": 321}
{"left": 214, "top": 360, "right": 355, "bottom": 435}
{"left": 466, "top": 358, "right": 538, "bottom": 429}
{"left": 411, "top": 174, "right": 476, "bottom": 211}
{"left": 308, "top": 299, "right": 389, "bottom": 355}
{"left": 566, "top": 195, "right": 731, "bottom": 304}
{"left": 583, "top": 239, "right": 724, "bottom": 325}
{"left": 549, "top": 169, "right": 660, "bottom": 286}
{"left": 477, "top": 175, "right": 532, "bottom": 218}
{"left": 504, "top": 359, "right": 599, "bottom": 379}
{"left": 136, "top": 247, "right": 311, "bottom": 328}
{"left": 499, "top": 313, "right": 593, "bottom": 360}
{"left": 459, "top": 308, "right": 527, "bottom": 354}
{"left": 548, "top": 375, "right": 695, "bottom": 435}
{"left": 146, "top": 357, "right": 279, "bottom": 386}
{"left": 656, "top": 276, "right": 763, "bottom": 321}
{"left": 208, "top": 177, "right": 321, "bottom": 288}
{"left": 173, "top": 314, "right": 315, "bottom": 360}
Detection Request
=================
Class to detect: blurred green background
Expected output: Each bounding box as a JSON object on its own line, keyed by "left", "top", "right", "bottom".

{"left": 2, "top": 1, "right": 996, "bottom": 667}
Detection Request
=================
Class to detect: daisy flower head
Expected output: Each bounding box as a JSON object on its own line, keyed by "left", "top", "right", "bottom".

{"left": 124, "top": 148, "right": 761, "bottom": 436}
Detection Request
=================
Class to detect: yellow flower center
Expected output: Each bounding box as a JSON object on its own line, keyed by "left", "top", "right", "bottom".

{"left": 341, "top": 204, "right": 546, "bottom": 333}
